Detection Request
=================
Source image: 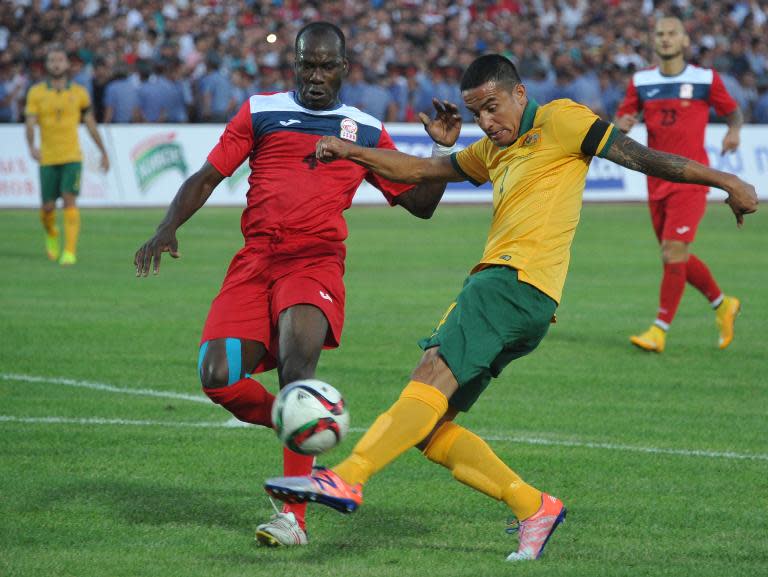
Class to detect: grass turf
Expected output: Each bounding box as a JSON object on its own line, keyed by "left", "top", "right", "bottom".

{"left": 1, "top": 203, "right": 766, "bottom": 577}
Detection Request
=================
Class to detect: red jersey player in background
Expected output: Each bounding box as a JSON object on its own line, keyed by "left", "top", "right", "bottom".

{"left": 615, "top": 16, "right": 745, "bottom": 353}
{"left": 134, "top": 22, "right": 460, "bottom": 547}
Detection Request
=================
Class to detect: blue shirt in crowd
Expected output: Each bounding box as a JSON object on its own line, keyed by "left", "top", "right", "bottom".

{"left": 104, "top": 77, "right": 140, "bottom": 122}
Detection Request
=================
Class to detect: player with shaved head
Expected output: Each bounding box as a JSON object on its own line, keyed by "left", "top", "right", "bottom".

{"left": 616, "top": 17, "right": 746, "bottom": 353}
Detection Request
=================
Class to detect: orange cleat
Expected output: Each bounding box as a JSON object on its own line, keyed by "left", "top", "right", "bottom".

{"left": 506, "top": 493, "right": 567, "bottom": 561}
{"left": 715, "top": 296, "right": 740, "bottom": 350}
{"left": 265, "top": 466, "right": 363, "bottom": 514}
{"left": 630, "top": 324, "right": 666, "bottom": 353}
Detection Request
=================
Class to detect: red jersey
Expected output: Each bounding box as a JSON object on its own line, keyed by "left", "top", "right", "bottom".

{"left": 616, "top": 65, "right": 737, "bottom": 199}
{"left": 207, "top": 91, "right": 413, "bottom": 242}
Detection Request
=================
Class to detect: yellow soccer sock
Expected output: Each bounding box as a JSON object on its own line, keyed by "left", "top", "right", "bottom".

{"left": 423, "top": 421, "right": 542, "bottom": 520}
{"left": 333, "top": 381, "right": 448, "bottom": 486}
{"left": 40, "top": 209, "right": 58, "bottom": 236}
{"left": 63, "top": 206, "right": 80, "bottom": 255}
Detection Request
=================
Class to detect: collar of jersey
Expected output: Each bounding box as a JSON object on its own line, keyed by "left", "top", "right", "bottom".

{"left": 46, "top": 79, "right": 72, "bottom": 91}
{"left": 658, "top": 64, "right": 689, "bottom": 79}
{"left": 290, "top": 90, "right": 344, "bottom": 112}
{"left": 497, "top": 97, "right": 539, "bottom": 150}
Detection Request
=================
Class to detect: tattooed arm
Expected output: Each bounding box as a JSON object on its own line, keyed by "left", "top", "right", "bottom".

{"left": 604, "top": 131, "right": 758, "bottom": 226}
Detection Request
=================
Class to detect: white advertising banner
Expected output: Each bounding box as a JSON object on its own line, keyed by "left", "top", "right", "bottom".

{"left": 1, "top": 123, "right": 766, "bottom": 208}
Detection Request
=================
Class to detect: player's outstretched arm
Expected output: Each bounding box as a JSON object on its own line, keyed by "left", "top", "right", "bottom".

{"left": 604, "top": 132, "right": 758, "bottom": 226}
{"left": 134, "top": 162, "right": 224, "bottom": 277}
{"left": 316, "top": 137, "right": 464, "bottom": 184}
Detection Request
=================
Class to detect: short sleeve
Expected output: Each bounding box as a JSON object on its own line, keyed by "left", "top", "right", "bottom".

{"left": 24, "top": 86, "right": 39, "bottom": 117}
{"left": 207, "top": 100, "right": 254, "bottom": 177}
{"left": 450, "top": 139, "right": 489, "bottom": 187}
{"left": 553, "top": 101, "right": 617, "bottom": 158}
{"left": 709, "top": 71, "right": 738, "bottom": 117}
{"left": 364, "top": 125, "right": 415, "bottom": 204}
{"left": 616, "top": 77, "right": 641, "bottom": 117}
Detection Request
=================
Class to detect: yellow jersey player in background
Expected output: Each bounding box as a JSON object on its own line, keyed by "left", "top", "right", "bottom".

{"left": 264, "top": 54, "right": 758, "bottom": 562}
{"left": 24, "top": 44, "right": 109, "bottom": 266}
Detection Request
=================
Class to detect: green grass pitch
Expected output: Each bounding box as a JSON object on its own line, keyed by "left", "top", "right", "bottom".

{"left": 1, "top": 203, "right": 766, "bottom": 577}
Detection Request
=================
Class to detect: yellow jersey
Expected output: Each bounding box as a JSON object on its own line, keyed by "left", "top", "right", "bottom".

{"left": 25, "top": 81, "right": 91, "bottom": 166}
{"left": 451, "top": 98, "right": 617, "bottom": 304}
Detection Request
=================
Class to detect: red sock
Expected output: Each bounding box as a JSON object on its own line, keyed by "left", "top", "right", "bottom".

{"left": 686, "top": 254, "right": 722, "bottom": 304}
{"left": 203, "top": 378, "right": 275, "bottom": 427}
{"left": 281, "top": 447, "right": 314, "bottom": 530}
{"left": 657, "top": 261, "right": 687, "bottom": 325}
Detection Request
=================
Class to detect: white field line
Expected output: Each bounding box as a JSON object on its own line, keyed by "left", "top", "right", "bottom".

{"left": 0, "top": 373, "right": 210, "bottom": 403}
{"left": 2, "top": 373, "right": 767, "bottom": 462}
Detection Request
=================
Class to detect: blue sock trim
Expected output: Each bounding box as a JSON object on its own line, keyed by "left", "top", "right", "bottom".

{"left": 225, "top": 337, "right": 242, "bottom": 386}
{"left": 197, "top": 341, "right": 209, "bottom": 380}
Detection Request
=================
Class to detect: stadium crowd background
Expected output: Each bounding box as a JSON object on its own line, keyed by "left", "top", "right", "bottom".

{"left": 2, "top": 0, "right": 768, "bottom": 124}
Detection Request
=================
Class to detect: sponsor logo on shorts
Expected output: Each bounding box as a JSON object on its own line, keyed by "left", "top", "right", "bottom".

{"left": 319, "top": 290, "right": 333, "bottom": 303}
{"left": 340, "top": 118, "right": 358, "bottom": 142}
{"left": 675, "top": 226, "right": 691, "bottom": 235}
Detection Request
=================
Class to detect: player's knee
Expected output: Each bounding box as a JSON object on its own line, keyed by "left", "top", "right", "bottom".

{"left": 661, "top": 243, "right": 688, "bottom": 263}
{"left": 198, "top": 339, "right": 242, "bottom": 389}
{"left": 200, "top": 364, "right": 230, "bottom": 389}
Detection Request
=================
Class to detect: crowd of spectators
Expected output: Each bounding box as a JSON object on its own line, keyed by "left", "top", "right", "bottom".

{"left": 2, "top": 0, "right": 768, "bottom": 124}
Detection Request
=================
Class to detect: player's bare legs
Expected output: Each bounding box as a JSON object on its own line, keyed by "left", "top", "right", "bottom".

{"left": 276, "top": 304, "right": 329, "bottom": 387}
{"left": 255, "top": 304, "right": 329, "bottom": 546}
{"left": 199, "top": 338, "right": 277, "bottom": 426}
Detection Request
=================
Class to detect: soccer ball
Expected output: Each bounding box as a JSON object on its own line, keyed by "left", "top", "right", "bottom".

{"left": 271, "top": 379, "right": 350, "bottom": 455}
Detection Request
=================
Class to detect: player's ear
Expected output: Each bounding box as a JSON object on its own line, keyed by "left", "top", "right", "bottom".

{"left": 513, "top": 82, "right": 527, "bottom": 104}
{"left": 342, "top": 58, "right": 349, "bottom": 77}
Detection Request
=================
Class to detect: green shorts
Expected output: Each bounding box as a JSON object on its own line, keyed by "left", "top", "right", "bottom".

{"left": 40, "top": 162, "right": 82, "bottom": 203}
{"left": 418, "top": 266, "right": 557, "bottom": 412}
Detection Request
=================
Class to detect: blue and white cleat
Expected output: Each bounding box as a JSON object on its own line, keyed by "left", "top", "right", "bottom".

{"left": 265, "top": 466, "right": 363, "bottom": 514}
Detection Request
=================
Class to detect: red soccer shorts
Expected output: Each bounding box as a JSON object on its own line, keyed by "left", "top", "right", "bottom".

{"left": 200, "top": 239, "right": 346, "bottom": 374}
{"left": 648, "top": 191, "right": 707, "bottom": 244}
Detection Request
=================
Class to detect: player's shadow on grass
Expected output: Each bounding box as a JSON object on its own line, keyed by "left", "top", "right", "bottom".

{"left": 546, "top": 327, "right": 628, "bottom": 353}
{"left": 306, "top": 506, "right": 501, "bottom": 555}
{"left": 46, "top": 480, "right": 253, "bottom": 530}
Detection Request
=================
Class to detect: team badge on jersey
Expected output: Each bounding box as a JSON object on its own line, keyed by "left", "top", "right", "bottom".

{"left": 679, "top": 83, "right": 694, "bottom": 99}
{"left": 340, "top": 118, "right": 358, "bottom": 142}
{"left": 522, "top": 130, "right": 541, "bottom": 147}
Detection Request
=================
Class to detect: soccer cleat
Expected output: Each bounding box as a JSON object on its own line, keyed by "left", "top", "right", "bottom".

{"left": 715, "top": 295, "right": 740, "bottom": 350}
{"left": 629, "top": 324, "right": 666, "bottom": 353}
{"left": 264, "top": 466, "right": 363, "bottom": 514}
{"left": 506, "top": 493, "right": 567, "bottom": 561}
{"left": 59, "top": 251, "right": 77, "bottom": 266}
{"left": 45, "top": 234, "right": 60, "bottom": 261}
{"left": 255, "top": 511, "right": 308, "bottom": 547}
